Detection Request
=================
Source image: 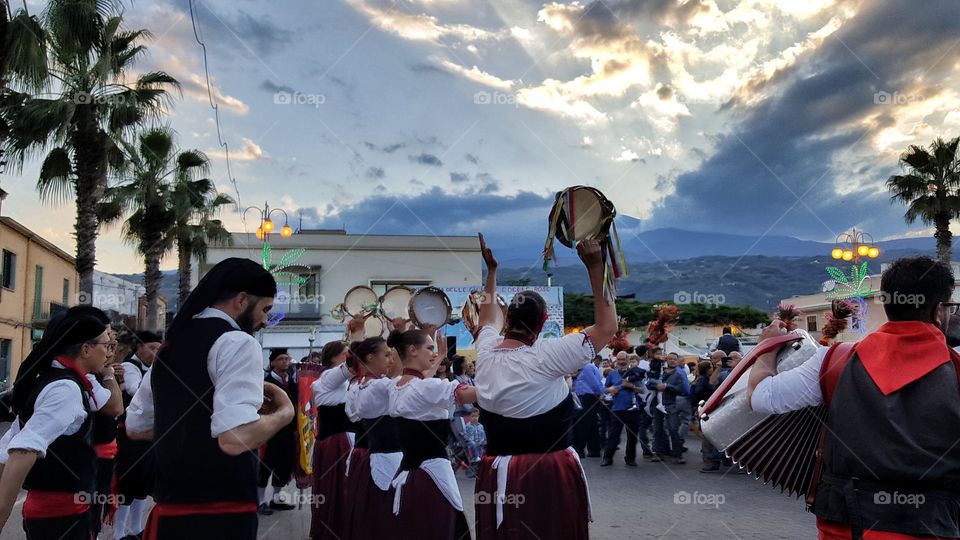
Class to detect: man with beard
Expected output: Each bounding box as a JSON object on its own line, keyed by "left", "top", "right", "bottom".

{"left": 125, "top": 258, "right": 294, "bottom": 539}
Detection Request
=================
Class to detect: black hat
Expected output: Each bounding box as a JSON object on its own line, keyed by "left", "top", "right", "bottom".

{"left": 135, "top": 331, "right": 163, "bottom": 345}
{"left": 269, "top": 348, "right": 290, "bottom": 362}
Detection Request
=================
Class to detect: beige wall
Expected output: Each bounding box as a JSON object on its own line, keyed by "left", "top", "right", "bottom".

{"left": 0, "top": 220, "right": 76, "bottom": 383}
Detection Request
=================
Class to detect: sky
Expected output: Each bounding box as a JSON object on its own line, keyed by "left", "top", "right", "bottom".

{"left": 3, "top": 0, "right": 960, "bottom": 274}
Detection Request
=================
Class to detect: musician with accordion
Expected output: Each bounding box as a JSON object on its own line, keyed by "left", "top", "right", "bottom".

{"left": 745, "top": 256, "right": 960, "bottom": 540}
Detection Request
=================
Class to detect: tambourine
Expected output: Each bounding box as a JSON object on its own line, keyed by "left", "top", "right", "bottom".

{"left": 380, "top": 286, "right": 413, "bottom": 321}
{"left": 364, "top": 315, "right": 385, "bottom": 338}
{"left": 342, "top": 285, "right": 379, "bottom": 317}
{"left": 543, "top": 185, "right": 628, "bottom": 301}
{"left": 409, "top": 287, "right": 452, "bottom": 328}
{"left": 461, "top": 290, "right": 507, "bottom": 334}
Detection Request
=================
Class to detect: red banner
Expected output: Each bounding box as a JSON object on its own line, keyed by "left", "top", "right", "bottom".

{"left": 294, "top": 363, "right": 323, "bottom": 489}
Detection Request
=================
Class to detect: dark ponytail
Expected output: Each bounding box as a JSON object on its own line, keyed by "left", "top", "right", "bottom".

{"left": 387, "top": 329, "right": 428, "bottom": 360}
{"left": 505, "top": 290, "right": 547, "bottom": 340}
{"left": 347, "top": 337, "right": 386, "bottom": 372}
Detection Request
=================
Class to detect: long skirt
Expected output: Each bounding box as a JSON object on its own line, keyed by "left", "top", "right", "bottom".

{"left": 23, "top": 513, "right": 93, "bottom": 540}
{"left": 474, "top": 448, "right": 590, "bottom": 540}
{"left": 144, "top": 511, "right": 257, "bottom": 540}
{"left": 309, "top": 432, "right": 353, "bottom": 540}
{"left": 344, "top": 448, "right": 400, "bottom": 539}
{"left": 395, "top": 467, "right": 471, "bottom": 540}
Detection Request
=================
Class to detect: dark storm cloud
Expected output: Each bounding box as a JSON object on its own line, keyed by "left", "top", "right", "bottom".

{"left": 649, "top": 0, "right": 960, "bottom": 241}
{"left": 410, "top": 153, "right": 444, "bottom": 167}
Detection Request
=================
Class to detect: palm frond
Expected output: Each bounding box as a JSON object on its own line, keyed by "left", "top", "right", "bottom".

{"left": 37, "top": 147, "right": 74, "bottom": 204}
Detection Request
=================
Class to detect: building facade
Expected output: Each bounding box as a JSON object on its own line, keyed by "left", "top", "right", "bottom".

{"left": 194, "top": 229, "right": 482, "bottom": 361}
{"left": 0, "top": 216, "right": 77, "bottom": 386}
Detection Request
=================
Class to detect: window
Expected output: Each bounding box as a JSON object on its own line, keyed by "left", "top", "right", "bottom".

{"left": 279, "top": 268, "right": 322, "bottom": 318}
{"left": 62, "top": 278, "right": 70, "bottom": 305}
{"left": 33, "top": 266, "right": 43, "bottom": 320}
{"left": 1, "top": 250, "right": 15, "bottom": 290}
{"left": 0, "top": 339, "right": 11, "bottom": 387}
{"left": 370, "top": 280, "right": 431, "bottom": 297}
{"left": 806, "top": 315, "right": 818, "bottom": 332}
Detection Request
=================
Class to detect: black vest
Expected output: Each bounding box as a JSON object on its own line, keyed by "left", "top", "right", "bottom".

{"left": 21, "top": 369, "right": 96, "bottom": 493}
{"left": 481, "top": 394, "right": 575, "bottom": 456}
{"left": 316, "top": 403, "right": 358, "bottom": 441}
{"left": 92, "top": 374, "right": 118, "bottom": 445}
{"left": 397, "top": 418, "right": 448, "bottom": 471}
{"left": 363, "top": 416, "right": 401, "bottom": 454}
{"left": 152, "top": 317, "right": 258, "bottom": 504}
{"left": 813, "top": 354, "right": 960, "bottom": 537}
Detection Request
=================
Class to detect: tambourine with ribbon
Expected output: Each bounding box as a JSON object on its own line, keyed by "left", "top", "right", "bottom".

{"left": 542, "top": 186, "right": 628, "bottom": 301}
{"left": 408, "top": 287, "right": 453, "bottom": 329}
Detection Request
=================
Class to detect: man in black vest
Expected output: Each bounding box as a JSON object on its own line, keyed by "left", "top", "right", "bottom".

{"left": 748, "top": 256, "right": 960, "bottom": 539}
{"left": 114, "top": 330, "right": 162, "bottom": 540}
{"left": 257, "top": 348, "right": 299, "bottom": 514}
{"left": 125, "top": 258, "right": 294, "bottom": 539}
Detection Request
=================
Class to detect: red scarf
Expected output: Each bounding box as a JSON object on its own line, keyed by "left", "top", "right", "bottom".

{"left": 854, "top": 321, "right": 951, "bottom": 395}
{"left": 56, "top": 355, "right": 96, "bottom": 406}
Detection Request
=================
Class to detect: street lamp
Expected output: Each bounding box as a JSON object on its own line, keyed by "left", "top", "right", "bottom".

{"left": 243, "top": 201, "right": 295, "bottom": 241}
{"left": 830, "top": 228, "right": 879, "bottom": 262}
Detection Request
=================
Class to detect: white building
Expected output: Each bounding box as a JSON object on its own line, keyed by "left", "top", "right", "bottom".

{"left": 92, "top": 271, "right": 145, "bottom": 317}
{"left": 194, "top": 229, "right": 482, "bottom": 361}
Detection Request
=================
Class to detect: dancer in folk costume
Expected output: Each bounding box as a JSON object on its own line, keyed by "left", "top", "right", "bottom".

{"left": 0, "top": 307, "right": 123, "bottom": 539}
{"left": 473, "top": 235, "right": 617, "bottom": 540}
{"left": 257, "top": 348, "right": 299, "bottom": 514}
{"left": 113, "top": 330, "right": 162, "bottom": 540}
{"left": 390, "top": 326, "right": 476, "bottom": 539}
{"left": 126, "top": 258, "right": 294, "bottom": 539}
{"left": 309, "top": 337, "right": 359, "bottom": 540}
{"left": 343, "top": 334, "right": 403, "bottom": 539}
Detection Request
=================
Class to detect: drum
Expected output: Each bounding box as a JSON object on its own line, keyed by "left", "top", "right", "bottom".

{"left": 698, "top": 330, "right": 823, "bottom": 498}
{"left": 380, "top": 286, "right": 413, "bottom": 321}
{"left": 461, "top": 290, "right": 506, "bottom": 334}
{"left": 408, "top": 287, "right": 452, "bottom": 328}
{"left": 343, "top": 286, "right": 379, "bottom": 317}
{"left": 364, "top": 315, "right": 385, "bottom": 338}
{"left": 543, "top": 186, "right": 627, "bottom": 300}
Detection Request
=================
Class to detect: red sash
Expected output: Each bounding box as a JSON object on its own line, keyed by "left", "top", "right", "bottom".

{"left": 23, "top": 491, "right": 89, "bottom": 519}
{"left": 142, "top": 501, "right": 257, "bottom": 539}
{"left": 94, "top": 439, "right": 118, "bottom": 459}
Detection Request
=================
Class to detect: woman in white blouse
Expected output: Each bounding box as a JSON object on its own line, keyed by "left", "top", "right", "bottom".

{"left": 343, "top": 335, "right": 401, "bottom": 539}
{"left": 472, "top": 235, "right": 616, "bottom": 540}
{"left": 388, "top": 327, "right": 478, "bottom": 539}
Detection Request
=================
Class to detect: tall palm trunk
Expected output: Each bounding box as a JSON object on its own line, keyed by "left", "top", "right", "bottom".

{"left": 177, "top": 235, "right": 192, "bottom": 311}
{"left": 71, "top": 106, "right": 107, "bottom": 304}
{"left": 935, "top": 213, "right": 952, "bottom": 265}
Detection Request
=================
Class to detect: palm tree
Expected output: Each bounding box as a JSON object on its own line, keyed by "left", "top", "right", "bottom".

{"left": 170, "top": 169, "right": 233, "bottom": 310}
{"left": 887, "top": 137, "right": 960, "bottom": 264}
{"left": 1, "top": 0, "right": 179, "bottom": 302}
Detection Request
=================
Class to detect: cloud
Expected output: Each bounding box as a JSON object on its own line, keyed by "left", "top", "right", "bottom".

{"left": 208, "top": 138, "right": 267, "bottom": 161}
{"left": 160, "top": 56, "right": 249, "bottom": 115}
{"left": 409, "top": 153, "right": 444, "bottom": 166}
{"left": 191, "top": 5, "right": 291, "bottom": 57}
{"left": 433, "top": 59, "right": 515, "bottom": 90}
{"left": 450, "top": 172, "right": 470, "bottom": 183}
{"left": 344, "top": 0, "right": 507, "bottom": 44}
{"left": 365, "top": 141, "right": 407, "bottom": 153}
{"left": 260, "top": 80, "right": 296, "bottom": 94}
{"left": 465, "top": 153, "right": 479, "bottom": 164}
{"left": 366, "top": 166, "right": 386, "bottom": 179}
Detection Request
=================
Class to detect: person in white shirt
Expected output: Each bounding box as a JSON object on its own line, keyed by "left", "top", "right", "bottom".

{"left": 473, "top": 235, "right": 616, "bottom": 540}
{"left": 125, "top": 257, "right": 293, "bottom": 539}
{"left": 0, "top": 306, "right": 122, "bottom": 539}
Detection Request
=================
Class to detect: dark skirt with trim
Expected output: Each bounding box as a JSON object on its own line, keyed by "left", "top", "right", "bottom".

{"left": 474, "top": 450, "right": 589, "bottom": 540}
{"left": 343, "top": 448, "right": 400, "bottom": 539}
{"left": 397, "top": 468, "right": 471, "bottom": 540}
{"left": 309, "top": 432, "right": 353, "bottom": 540}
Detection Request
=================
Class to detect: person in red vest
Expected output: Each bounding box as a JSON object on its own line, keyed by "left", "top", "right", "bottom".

{"left": 748, "top": 255, "right": 960, "bottom": 540}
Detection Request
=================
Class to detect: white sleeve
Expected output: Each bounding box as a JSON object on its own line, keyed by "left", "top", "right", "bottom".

{"left": 86, "top": 374, "right": 112, "bottom": 411}
{"left": 536, "top": 332, "right": 596, "bottom": 379}
{"left": 208, "top": 332, "right": 265, "bottom": 438}
{"left": 351, "top": 378, "right": 391, "bottom": 420}
{"left": 0, "top": 420, "right": 21, "bottom": 464}
{"left": 474, "top": 326, "right": 500, "bottom": 353}
{"left": 413, "top": 378, "right": 461, "bottom": 412}
{"left": 311, "top": 364, "right": 350, "bottom": 407}
{"left": 750, "top": 346, "right": 828, "bottom": 414}
{"left": 121, "top": 362, "right": 143, "bottom": 396}
{"left": 125, "top": 370, "right": 154, "bottom": 433}
{"left": 6, "top": 381, "right": 86, "bottom": 458}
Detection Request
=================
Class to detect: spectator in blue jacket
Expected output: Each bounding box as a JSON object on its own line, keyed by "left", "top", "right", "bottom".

{"left": 572, "top": 355, "right": 605, "bottom": 457}
{"left": 657, "top": 353, "right": 689, "bottom": 464}
{"left": 600, "top": 354, "right": 642, "bottom": 467}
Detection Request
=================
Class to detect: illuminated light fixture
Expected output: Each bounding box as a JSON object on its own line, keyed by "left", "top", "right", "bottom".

{"left": 262, "top": 219, "right": 275, "bottom": 233}
{"left": 280, "top": 225, "right": 293, "bottom": 238}
{"left": 857, "top": 245, "right": 869, "bottom": 256}
{"left": 842, "top": 250, "right": 854, "bottom": 261}
{"left": 255, "top": 227, "right": 264, "bottom": 240}
{"left": 831, "top": 248, "right": 843, "bottom": 259}
{"left": 867, "top": 247, "right": 879, "bottom": 258}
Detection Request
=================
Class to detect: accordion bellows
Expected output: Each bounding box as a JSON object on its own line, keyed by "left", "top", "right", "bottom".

{"left": 700, "top": 330, "right": 824, "bottom": 498}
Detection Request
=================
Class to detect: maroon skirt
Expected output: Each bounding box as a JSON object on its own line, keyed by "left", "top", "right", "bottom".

{"left": 343, "top": 448, "right": 400, "bottom": 539}
{"left": 475, "top": 450, "right": 589, "bottom": 540}
{"left": 398, "top": 468, "right": 471, "bottom": 540}
{"left": 310, "top": 432, "right": 353, "bottom": 540}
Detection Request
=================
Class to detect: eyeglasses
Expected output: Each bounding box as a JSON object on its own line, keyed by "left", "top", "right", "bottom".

{"left": 943, "top": 303, "right": 960, "bottom": 315}
{"left": 88, "top": 340, "right": 116, "bottom": 352}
